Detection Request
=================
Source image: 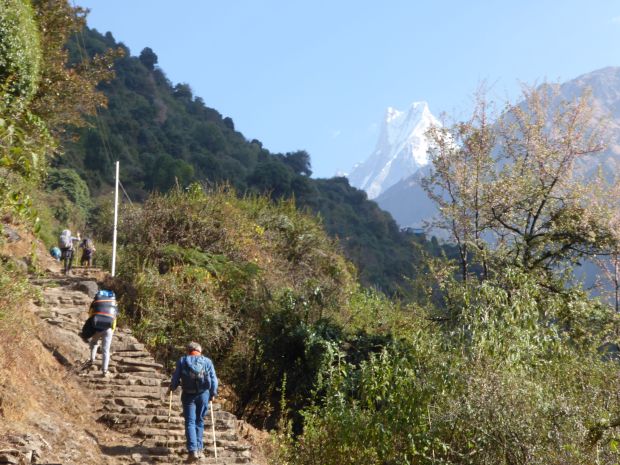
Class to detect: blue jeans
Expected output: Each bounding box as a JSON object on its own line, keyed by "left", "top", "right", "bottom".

{"left": 181, "top": 390, "right": 211, "bottom": 452}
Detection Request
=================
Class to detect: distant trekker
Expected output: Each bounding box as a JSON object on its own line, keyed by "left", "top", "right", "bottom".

{"left": 167, "top": 342, "right": 218, "bottom": 463}
{"left": 79, "top": 237, "right": 96, "bottom": 268}
{"left": 80, "top": 289, "right": 118, "bottom": 377}
{"left": 58, "top": 229, "right": 80, "bottom": 274}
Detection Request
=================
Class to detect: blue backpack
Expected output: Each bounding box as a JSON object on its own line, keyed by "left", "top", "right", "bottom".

{"left": 96, "top": 290, "right": 115, "bottom": 299}
{"left": 181, "top": 356, "right": 211, "bottom": 394}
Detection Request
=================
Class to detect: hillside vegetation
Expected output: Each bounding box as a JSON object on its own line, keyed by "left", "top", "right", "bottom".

{"left": 108, "top": 185, "right": 413, "bottom": 430}
{"left": 2, "top": 2, "right": 620, "bottom": 464}
{"left": 54, "top": 26, "right": 452, "bottom": 297}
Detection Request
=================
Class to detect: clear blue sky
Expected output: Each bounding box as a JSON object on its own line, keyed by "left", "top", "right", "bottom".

{"left": 78, "top": 1, "right": 620, "bottom": 178}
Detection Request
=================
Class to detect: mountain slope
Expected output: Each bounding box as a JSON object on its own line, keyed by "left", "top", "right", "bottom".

{"left": 555, "top": 66, "right": 620, "bottom": 177}
{"left": 348, "top": 102, "right": 440, "bottom": 199}
{"left": 375, "top": 67, "right": 620, "bottom": 229}
{"left": 375, "top": 166, "right": 433, "bottom": 230}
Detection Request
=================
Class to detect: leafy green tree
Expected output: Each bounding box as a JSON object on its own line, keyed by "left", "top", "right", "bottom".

{"left": 248, "top": 160, "right": 293, "bottom": 198}
{"left": 138, "top": 46, "right": 157, "bottom": 70}
{"left": 46, "top": 167, "right": 93, "bottom": 214}
{"left": 149, "top": 154, "right": 194, "bottom": 191}
{"left": 281, "top": 150, "right": 312, "bottom": 176}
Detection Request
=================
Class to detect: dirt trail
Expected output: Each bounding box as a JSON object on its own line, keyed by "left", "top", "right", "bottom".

{"left": 28, "top": 269, "right": 259, "bottom": 465}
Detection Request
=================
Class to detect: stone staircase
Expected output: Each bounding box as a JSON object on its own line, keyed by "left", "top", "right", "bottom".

{"left": 30, "top": 270, "right": 258, "bottom": 464}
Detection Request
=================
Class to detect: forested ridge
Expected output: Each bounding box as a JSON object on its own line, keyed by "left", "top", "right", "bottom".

{"left": 52, "top": 27, "right": 451, "bottom": 297}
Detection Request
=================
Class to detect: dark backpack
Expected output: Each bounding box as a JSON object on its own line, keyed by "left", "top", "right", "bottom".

{"left": 92, "top": 314, "right": 114, "bottom": 331}
{"left": 181, "top": 356, "right": 211, "bottom": 394}
{"left": 91, "top": 290, "right": 117, "bottom": 331}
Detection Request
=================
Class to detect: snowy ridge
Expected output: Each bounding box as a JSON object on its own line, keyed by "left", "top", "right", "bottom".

{"left": 348, "top": 101, "right": 440, "bottom": 199}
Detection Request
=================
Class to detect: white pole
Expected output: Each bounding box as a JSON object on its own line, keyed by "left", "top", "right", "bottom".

{"left": 210, "top": 401, "right": 218, "bottom": 459}
{"left": 111, "top": 161, "right": 119, "bottom": 277}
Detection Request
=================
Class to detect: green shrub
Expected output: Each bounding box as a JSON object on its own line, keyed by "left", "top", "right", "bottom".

{"left": 0, "top": 0, "right": 42, "bottom": 112}
{"left": 277, "top": 269, "right": 620, "bottom": 465}
{"left": 112, "top": 185, "right": 357, "bottom": 420}
{"left": 45, "top": 168, "right": 93, "bottom": 215}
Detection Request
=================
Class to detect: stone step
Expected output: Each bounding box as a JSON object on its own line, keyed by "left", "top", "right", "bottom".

{"left": 85, "top": 374, "right": 164, "bottom": 384}
{"left": 104, "top": 390, "right": 164, "bottom": 400}
{"left": 116, "top": 359, "right": 165, "bottom": 369}
{"left": 112, "top": 363, "right": 160, "bottom": 373}
{"left": 81, "top": 373, "right": 165, "bottom": 386}
{"left": 139, "top": 431, "right": 240, "bottom": 443}
{"left": 144, "top": 416, "right": 238, "bottom": 431}
{"left": 100, "top": 412, "right": 185, "bottom": 426}
{"left": 151, "top": 457, "right": 255, "bottom": 465}
{"left": 142, "top": 440, "right": 251, "bottom": 456}
{"left": 136, "top": 427, "right": 185, "bottom": 437}
{"left": 86, "top": 384, "right": 165, "bottom": 395}
{"left": 98, "top": 405, "right": 183, "bottom": 417}
{"left": 113, "top": 351, "right": 154, "bottom": 359}
{"left": 33, "top": 278, "right": 257, "bottom": 465}
{"left": 114, "top": 342, "right": 147, "bottom": 352}
{"left": 200, "top": 454, "right": 254, "bottom": 464}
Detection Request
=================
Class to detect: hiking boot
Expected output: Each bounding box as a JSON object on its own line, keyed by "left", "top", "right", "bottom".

{"left": 186, "top": 451, "right": 199, "bottom": 463}
{"left": 101, "top": 370, "right": 111, "bottom": 378}
{"left": 196, "top": 449, "right": 204, "bottom": 458}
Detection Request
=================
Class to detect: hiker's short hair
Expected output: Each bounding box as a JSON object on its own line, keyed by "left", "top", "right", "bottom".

{"left": 187, "top": 341, "right": 202, "bottom": 353}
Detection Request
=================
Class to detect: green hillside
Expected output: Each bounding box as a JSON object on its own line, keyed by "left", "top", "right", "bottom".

{"left": 55, "top": 27, "right": 450, "bottom": 297}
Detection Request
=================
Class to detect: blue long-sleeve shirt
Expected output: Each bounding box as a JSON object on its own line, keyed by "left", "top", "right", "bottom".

{"left": 170, "top": 354, "right": 218, "bottom": 396}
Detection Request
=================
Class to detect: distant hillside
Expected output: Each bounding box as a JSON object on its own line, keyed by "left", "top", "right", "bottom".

{"left": 55, "top": 27, "right": 452, "bottom": 297}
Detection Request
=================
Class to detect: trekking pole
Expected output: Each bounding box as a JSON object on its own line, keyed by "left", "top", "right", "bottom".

{"left": 210, "top": 401, "right": 218, "bottom": 459}
{"left": 167, "top": 390, "right": 172, "bottom": 423}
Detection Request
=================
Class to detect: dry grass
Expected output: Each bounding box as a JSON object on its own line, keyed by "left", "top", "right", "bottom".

{"left": 0, "top": 245, "right": 123, "bottom": 463}
{"left": 0, "top": 293, "right": 142, "bottom": 465}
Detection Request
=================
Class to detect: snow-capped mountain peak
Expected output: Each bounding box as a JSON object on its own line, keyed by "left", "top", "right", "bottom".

{"left": 348, "top": 101, "right": 440, "bottom": 199}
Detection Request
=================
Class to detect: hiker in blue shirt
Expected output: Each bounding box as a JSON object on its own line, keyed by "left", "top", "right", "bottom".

{"left": 167, "top": 341, "right": 218, "bottom": 463}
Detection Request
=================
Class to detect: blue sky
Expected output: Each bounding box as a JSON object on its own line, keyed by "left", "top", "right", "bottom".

{"left": 78, "top": 1, "right": 620, "bottom": 178}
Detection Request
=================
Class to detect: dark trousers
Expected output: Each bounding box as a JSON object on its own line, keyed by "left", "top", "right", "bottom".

{"left": 61, "top": 247, "right": 73, "bottom": 273}
{"left": 81, "top": 251, "right": 93, "bottom": 267}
